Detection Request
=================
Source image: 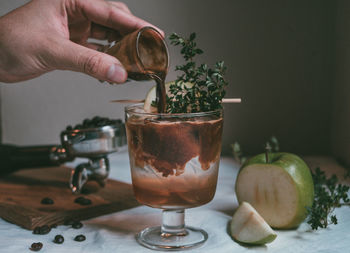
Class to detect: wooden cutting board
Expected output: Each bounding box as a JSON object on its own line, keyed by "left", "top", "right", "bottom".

{"left": 0, "top": 166, "right": 139, "bottom": 230}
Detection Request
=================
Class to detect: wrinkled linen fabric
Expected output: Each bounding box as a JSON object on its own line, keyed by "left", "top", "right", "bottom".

{"left": 0, "top": 151, "right": 349, "bottom": 253}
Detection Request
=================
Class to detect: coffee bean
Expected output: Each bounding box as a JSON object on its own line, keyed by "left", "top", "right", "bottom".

{"left": 82, "top": 119, "right": 92, "bottom": 127}
{"left": 29, "top": 242, "right": 43, "bottom": 251}
{"left": 96, "top": 120, "right": 107, "bottom": 127}
{"left": 32, "top": 225, "right": 51, "bottom": 235}
{"left": 92, "top": 116, "right": 101, "bottom": 123}
{"left": 53, "top": 235, "right": 64, "bottom": 244}
{"left": 80, "top": 198, "right": 92, "bottom": 205}
{"left": 33, "top": 226, "right": 41, "bottom": 234}
{"left": 74, "top": 196, "right": 85, "bottom": 204}
{"left": 74, "top": 196, "right": 92, "bottom": 205}
{"left": 72, "top": 221, "right": 83, "bottom": 229}
{"left": 64, "top": 116, "right": 122, "bottom": 132}
{"left": 41, "top": 197, "right": 54, "bottom": 205}
{"left": 39, "top": 225, "right": 51, "bottom": 235}
{"left": 74, "top": 234, "right": 86, "bottom": 242}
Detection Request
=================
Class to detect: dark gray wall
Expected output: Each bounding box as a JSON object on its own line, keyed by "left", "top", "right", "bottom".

{"left": 194, "top": 0, "right": 336, "bottom": 155}
{"left": 0, "top": 87, "right": 2, "bottom": 143}
{"left": 331, "top": 0, "right": 350, "bottom": 165}
{"left": 0, "top": 0, "right": 337, "bottom": 156}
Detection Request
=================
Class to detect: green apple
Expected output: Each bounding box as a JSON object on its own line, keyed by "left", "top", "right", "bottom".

{"left": 230, "top": 201, "right": 277, "bottom": 245}
{"left": 235, "top": 152, "right": 314, "bottom": 229}
{"left": 143, "top": 81, "right": 193, "bottom": 112}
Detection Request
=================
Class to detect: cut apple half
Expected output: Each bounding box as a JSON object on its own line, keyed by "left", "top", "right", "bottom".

{"left": 230, "top": 202, "right": 277, "bottom": 245}
{"left": 235, "top": 153, "right": 314, "bottom": 229}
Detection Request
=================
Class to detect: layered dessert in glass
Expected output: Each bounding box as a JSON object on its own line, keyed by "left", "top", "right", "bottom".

{"left": 126, "top": 104, "right": 223, "bottom": 209}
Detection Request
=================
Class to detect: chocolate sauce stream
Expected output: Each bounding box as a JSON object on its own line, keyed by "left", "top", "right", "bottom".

{"left": 149, "top": 73, "right": 166, "bottom": 113}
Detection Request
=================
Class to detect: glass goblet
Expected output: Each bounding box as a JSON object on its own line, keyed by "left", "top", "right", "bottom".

{"left": 125, "top": 104, "right": 223, "bottom": 251}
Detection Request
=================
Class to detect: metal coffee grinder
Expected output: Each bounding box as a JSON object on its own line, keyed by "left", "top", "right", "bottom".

{"left": 0, "top": 118, "right": 126, "bottom": 194}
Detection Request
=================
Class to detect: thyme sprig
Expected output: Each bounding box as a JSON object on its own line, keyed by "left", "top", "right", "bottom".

{"left": 231, "top": 136, "right": 279, "bottom": 165}
{"left": 231, "top": 142, "right": 247, "bottom": 165}
{"left": 307, "top": 167, "right": 350, "bottom": 230}
{"left": 166, "top": 32, "right": 228, "bottom": 113}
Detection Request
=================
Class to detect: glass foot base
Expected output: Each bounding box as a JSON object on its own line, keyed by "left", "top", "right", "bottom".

{"left": 136, "top": 226, "right": 208, "bottom": 251}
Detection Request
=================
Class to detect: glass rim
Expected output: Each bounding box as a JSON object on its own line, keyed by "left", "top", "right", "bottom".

{"left": 125, "top": 103, "right": 223, "bottom": 117}
{"left": 135, "top": 26, "right": 170, "bottom": 72}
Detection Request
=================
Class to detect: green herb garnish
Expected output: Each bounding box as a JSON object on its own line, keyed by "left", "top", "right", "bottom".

{"left": 232, "top": 136, "right": 279, "bottom": 165}
{"left": 166, "top": 32, "right": 228, "bottom": 113}
{"left": 336, "top": 158, "right": 350, "bottom": 179}
{"left": 266, "top": 136, "right": 279, "bottom": 153}
{"left": 307, "top": 167, "right": 350, "bottom": 230}
{"left": 231, "top": 142, "right": 246, "bottom": 165}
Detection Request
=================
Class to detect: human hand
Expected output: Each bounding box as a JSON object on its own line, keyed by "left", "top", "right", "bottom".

{"left": 0, "top": 0, "right": 162, "bottom": 83}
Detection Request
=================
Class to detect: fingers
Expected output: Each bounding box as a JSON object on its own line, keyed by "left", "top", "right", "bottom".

{"left": 76, "top": 0, "right": 164, "bottom": 36}
{"left": 108, "top": 1, "right": 132, "bottom": 14}
{"left": 69, "top": 22, "right": 122, "bottom": 44}
{"left": 54, "top": 40, "right": 127, "bottom": 83}
{"left": 68, "top": 21, "right": 91, "bottom": 44}
{"left": 90, "top": 23, "right": 122, "bottom": 42}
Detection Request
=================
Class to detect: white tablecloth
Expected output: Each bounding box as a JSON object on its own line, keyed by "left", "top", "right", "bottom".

{"left": 0, "top": 151, "right": 349, "bottom": 253}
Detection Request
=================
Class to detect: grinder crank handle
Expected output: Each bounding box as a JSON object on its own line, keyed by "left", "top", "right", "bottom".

{"left": 0, "top": 144, "right": 73, "bottom": 176}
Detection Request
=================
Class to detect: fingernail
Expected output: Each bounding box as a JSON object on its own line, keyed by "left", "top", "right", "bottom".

{"left": 107, "top": 64, "right": 127, "bottom": 83}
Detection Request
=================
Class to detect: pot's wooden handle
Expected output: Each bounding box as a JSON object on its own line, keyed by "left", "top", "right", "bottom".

{"left": 0, "top": 145, "right": 64, "bottom": 176}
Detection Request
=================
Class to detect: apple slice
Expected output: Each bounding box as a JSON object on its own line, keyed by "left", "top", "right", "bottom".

{"left": 143, "top": 85, "right": 159, "bottom": 113}
{"left": 235, "top": 153, "right": 314, "bottom": 229}
{"left": 230, "top": 202, "right": 277, "bottom": 245}
{"left": 143, "top": 81, "right": 193, "bottom": 112}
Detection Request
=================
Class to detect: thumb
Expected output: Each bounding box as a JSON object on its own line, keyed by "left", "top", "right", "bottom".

{"left": 54, "top": 41, "right": 127, "bottom": 83}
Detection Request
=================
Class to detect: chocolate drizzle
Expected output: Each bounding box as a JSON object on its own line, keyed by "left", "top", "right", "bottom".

{"left": 126, "top": 115, "right": 223, "bottom": 208}
{"left": 149, "top": 73, "right": 167, "bottom": 113}
{"left": 126, "top": 117, "right": 223, "bottom": 177}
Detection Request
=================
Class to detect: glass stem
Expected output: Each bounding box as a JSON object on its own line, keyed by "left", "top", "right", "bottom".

{"left": 161, "top": 209, "right": 187, "bottom": 237}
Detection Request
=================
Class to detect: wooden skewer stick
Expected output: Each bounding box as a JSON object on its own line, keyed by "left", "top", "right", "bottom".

{"left": 223, "top": 98, "right": 241, "bottom": 103}
{"left": 110, "top": 98, "right": 241, "bottom": 103}
{"left": 110, "top": 99, "right": 145, "bottom": 103}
